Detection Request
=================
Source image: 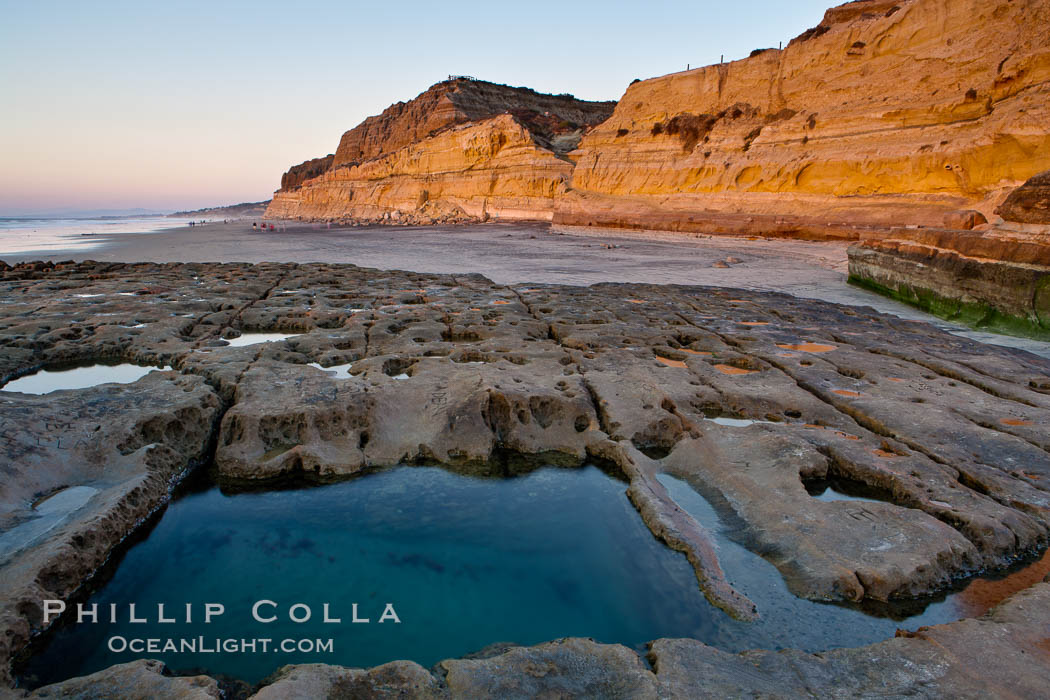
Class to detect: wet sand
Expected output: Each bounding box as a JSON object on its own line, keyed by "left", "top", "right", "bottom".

{"left": 6, "top": 220, "right": 1049, "bottom": 358}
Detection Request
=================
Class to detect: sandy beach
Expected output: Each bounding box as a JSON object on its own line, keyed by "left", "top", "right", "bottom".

{"left": 5, "top": 220, "right": 1049, "bottom": 358}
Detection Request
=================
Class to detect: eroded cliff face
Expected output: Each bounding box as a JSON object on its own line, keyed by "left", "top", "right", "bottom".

{"left": 280, "top": 155, "right": 334, "bottom": 190}
{"left": 266, "top": 79, "right": 614, "bottom": 223}
{"left": 267, "top": 0, "right": 1049, "bottom": 237}
{"left": 332, "top": 80, "right": 615, "bottom": 168}
{"left": 557, "top": 0, "right": 1050, "bottom": 235}
{"left": 268, "top": 115, "right": 580, "bottom": 223}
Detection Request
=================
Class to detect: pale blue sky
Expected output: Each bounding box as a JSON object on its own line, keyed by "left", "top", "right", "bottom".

{"left": 0, "top": 0, "right": 834, "bottom": 214}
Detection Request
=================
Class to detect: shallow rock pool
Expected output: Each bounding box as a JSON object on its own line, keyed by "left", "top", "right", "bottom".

{"left": 224, "top": 332, "right": 301, "bottom": 347}
{"left": 1, "top": 363, "right": 171, "bottom": 394}
{"left": 21, "top": 465, "right": 1044, "bottom": 686}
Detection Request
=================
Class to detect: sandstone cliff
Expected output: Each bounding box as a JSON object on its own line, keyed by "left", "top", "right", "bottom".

{"left": 997, "top": 169, "right": 1050, "bottom": 225}
{"left": 556, "top": 0, "right": 1050, "bottom": 236}
{"left": 266, "top": 79, "right": 614, "bottom": 223}
{"left": 848, "top": 167, "right": 1050, "bottom": 338}
{"left": 332, "top": 80, "right": 616, "bottom": 168}
{"left": 268, "top": 0, "right": 1049, "bottom": 234}
{"left": 280, "top": 155, "right": 334, "bottom": 190}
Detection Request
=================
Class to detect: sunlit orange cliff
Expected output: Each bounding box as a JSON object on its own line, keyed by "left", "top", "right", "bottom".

{"left": 266, "top": 0, "right": 1050, "bottom": 335}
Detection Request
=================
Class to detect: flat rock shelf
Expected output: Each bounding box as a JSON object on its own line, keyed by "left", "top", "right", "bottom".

{"left": 2, "top": 259, "right": 1050, "bottom": 698}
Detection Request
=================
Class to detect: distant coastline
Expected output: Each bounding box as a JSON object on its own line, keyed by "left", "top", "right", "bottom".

{"left": 168, "top": 200, "right": 270, "bottom": 219}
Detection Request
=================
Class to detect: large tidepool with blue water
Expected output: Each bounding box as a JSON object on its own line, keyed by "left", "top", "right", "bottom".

{"left": 22, "top": 465, "right": 1016, "bottom": 686}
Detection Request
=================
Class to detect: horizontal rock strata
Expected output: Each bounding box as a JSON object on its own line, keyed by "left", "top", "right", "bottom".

{"left": 848, "top": 227, "right": 1050, "bottom": 338}
{"left": 848, "top": 166, "right": 1050, "bottom": 338}
{"left": 267, "top": 1, "right": 1050, "bottom": 235}
{"left": 558, "top": 0, "right": 1050, "bottom": 234}
{"left": 267, "top": 114, "right": 580, "bottom": 224}
{"left": 1, "top": 260, "right": 1048, "bottom": 694}
{"left": 261, "top": 0, "right": 1050, "bottom": 338}
{"left": 266, "top": 80, "right": 614, "bottom": 224}
{"left": 279, "top": 155, "right": 334, "bottom": 191}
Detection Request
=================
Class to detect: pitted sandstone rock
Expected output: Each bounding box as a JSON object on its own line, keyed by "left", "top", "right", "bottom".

{"left": 2, "top": 259, "right": 1049, "bottom": 695}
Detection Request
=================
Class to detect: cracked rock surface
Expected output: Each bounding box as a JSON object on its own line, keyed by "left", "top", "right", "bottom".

{"left": 1, "top": 259, "right": 1049, "bottom": 696}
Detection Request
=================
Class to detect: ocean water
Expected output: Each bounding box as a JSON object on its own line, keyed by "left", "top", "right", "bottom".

{"left": 0, "top": 217, "right": 192, "bottom": 256}
{"left": 21, "top": 466, "right": 1039, "bottom": 686}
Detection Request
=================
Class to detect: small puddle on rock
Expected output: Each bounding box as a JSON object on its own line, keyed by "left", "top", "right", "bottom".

{"left": 0, "top": 486, "right": 99, "bottom": 561}
{"left": 776, "top": 343, "right": 837, "bottom": 353}
{"left": 948, "top": 548, "right": 1050, "bottom": 618}
{"left": 307, "top": 362, "right": 353, "bottom": 378}
{"left": 224, "top": 332, "right": 302, "bottom": 347}
{"left": 1000, "top": 418, "right": 1033, "bottom": 426}
{"left": 714, "top": 364, "right": 757, "bottom": 376}
{"left": 804, "top": 478, "right": 889, "bottom": 505}
{"left": 1, "top": 363, "right": 171, "bottom": 394}
{"left": 705, "top": 417, "right": 775, "bottom": 428}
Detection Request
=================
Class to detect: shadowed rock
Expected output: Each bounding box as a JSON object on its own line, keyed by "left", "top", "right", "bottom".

{"left": 998, "top": 170, "right": 1050, "bottom": 225}
{"left": 26, "top": 659, "right": 220, "bottom": 699}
